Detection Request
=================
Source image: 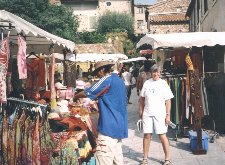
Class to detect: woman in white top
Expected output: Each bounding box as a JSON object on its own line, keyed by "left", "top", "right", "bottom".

{"left": 139, "top": 65, "right": 174, "bottom": 165}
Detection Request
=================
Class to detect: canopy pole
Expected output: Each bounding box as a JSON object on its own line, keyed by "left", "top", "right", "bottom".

{"left": 202, "top": 48, "right": 204, "bottom": 79}
{"left": 49, "top": 44, "right": 57, "bottom": 108}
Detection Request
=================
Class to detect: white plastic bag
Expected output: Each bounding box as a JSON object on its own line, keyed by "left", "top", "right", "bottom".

{"left": 137, "top": 119, "right": 143, "bottom": 132}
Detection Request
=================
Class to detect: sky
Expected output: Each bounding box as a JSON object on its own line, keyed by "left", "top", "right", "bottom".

{"left": 134, "top": 0, "right": 157, "bottom": 5}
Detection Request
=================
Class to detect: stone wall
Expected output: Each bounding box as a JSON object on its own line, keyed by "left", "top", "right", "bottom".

{"left": 98, "top": 0, "right": 131, "bottom": 15}
{"left": 151, "top": 24, "right": 189, "bottom": 34}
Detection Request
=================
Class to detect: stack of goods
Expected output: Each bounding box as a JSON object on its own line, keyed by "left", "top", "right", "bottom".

{"left": 48, "top": 98, "right": 99, "bottom": 164}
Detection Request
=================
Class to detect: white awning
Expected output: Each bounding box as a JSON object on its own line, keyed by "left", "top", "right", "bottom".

{"left": 0, "top": 10, "right": 75, "bottom": 54}
{"left": 136, "top": 32, "right": 225, "bottom": 49}
{"left": 51, "top": 53, "right": 128, "bottom": 62}
{"left": 120, "top": 57, "right": 147, "bottom": 63}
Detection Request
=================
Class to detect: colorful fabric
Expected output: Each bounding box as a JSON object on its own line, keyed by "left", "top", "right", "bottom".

{"left": 0, "top": 37, "right": 9, "bottom": 103}
{"left": 185, "top": 54, "right": 194, "bottom": 71}
{"left": 26, "top": 58, "right": 46, "bottom": 90}
{"left": 64, "top": 61, "right": 76, "bottom": 87}
{"left": 2, "top": 111, "right": 9, "bottom": 164}
{"left": 17, "top": 35, "right": 27, "bottom": 79}
{"left": 32, "top": 115, "right": 41, "bottom": 165}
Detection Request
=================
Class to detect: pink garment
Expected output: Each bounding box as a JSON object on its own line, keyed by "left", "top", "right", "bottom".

{"left": 0, "top": 37, "right": 9, "bottom": 103}
{"left": 17, "top": 35, "right": 27, "bottom": 79}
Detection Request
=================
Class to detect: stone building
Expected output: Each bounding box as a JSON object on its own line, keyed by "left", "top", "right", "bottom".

{"left": 52, "top": 0, "right": 133, "bottom": 32}
{"left": 147, "top": 0, "right": 190, "bottom": 34}
{"left": 133, "top": 0, "right": 156, "bottom": 35}
{"left": 186, "top": 0, "right": 225, "bottom": 32}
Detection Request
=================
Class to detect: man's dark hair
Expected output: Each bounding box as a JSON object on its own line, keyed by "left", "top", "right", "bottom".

{"left": 144, "top": 60, "right": 153, "bottom": 72}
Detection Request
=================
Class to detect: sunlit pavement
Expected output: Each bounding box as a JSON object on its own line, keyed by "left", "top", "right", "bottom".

{"left": 123, "top": 88, "right": 225, "bottom": 165}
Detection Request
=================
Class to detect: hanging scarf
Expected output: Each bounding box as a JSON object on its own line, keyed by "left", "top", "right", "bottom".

{"left": 17, "top": 35, "right": 27, "bottom": 79}
{"left": 0, "top": 37, "right": 9, "bottom": 103}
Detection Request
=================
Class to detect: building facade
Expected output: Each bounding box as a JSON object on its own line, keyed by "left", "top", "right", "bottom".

{"left": 133, "top": 0, "right": 156, "bottom": 35}
{"left": 147, "top": 0, "right": 190, "bottom": 34}
{"left": 186, "top": 0, "right": 225, "bottom": 32}
{"left": 55, "top": 0, "right": 132, "bottom": 32}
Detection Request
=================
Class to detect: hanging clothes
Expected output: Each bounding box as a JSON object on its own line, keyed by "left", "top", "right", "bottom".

{"left": 0, "top": 100, "right": 52, "bottom": 165}
{"left": 64, "top": 61, "right": 76, "bottom": 87}
{"left": 164, "top": 76, "right": 187, "bottom": 126}
{"left": 0, "top": 37, "right": 9, "bottom": 103}
{"left": 17, "top": 35, "right": 27, "bottom": 79}
{"left": 26, "top": 58, "right": 46, "bottom": 91}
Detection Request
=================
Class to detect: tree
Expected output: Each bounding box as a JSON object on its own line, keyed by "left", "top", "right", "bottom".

{"left": 97, "top": 11, "right": 134, "bottom": 37}
{"left": 76, "top": 31, "right": 106, "bottom": 44}
{"left": 0, "top": 0, "right": 79, "bottom": 42}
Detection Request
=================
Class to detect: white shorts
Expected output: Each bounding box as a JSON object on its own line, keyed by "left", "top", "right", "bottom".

{"left": 142, "top": 116, "right": 168, "bottom": 134}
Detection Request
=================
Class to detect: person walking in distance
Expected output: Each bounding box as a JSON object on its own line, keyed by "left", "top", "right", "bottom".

{"left": 121, "top": 67, "right": 133, "bottom": 104}
{"left": 139, "top": 65, "right": 174, "bottom": 165}
{"left": 136, "top": 60, "right": 152, "bottom": 96}
{"left": 74, "top": 61, "right": 128, "bottom": 165}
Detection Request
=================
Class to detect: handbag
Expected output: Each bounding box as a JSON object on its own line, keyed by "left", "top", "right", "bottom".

{"left": 137, "top": 119, "right": 143, "bottom": 132}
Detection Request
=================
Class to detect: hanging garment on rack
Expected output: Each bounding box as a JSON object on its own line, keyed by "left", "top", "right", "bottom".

{"left": 0, "top": 37, "right": 9, "bottom": 103}
{"left": 64, "top": 61, "right": 76, "bottom": 87}
{"left": 1, "top": 99, "right": 52, "bottom": 164}
{"left": 200, "top": 78, "right": 209, "bottom": 116}
{"left": 32, "top": 114, "right": 41, "bottom": 165}
{"left": 17, "top": 35, "right": 27, "bottom": 79}
{"left": 40, "top": 115, "right": 52, "bottom": 165}
{"left": 26, "top": 58, "right": 46, "bottom": 91}
{"left": 165, "top": 76, "right": 187, "bottom": 126}
{"left": 8, "top": 112, "right": 19, "bottom": 165}
{"left": 0, "top": 112, "right": 3, "bottom": 164}
{"left": 6, "top": 72, "right": 12, "bottom": 96}
{"left": 2, "top": 111, "right": 9, "bottom": 164}
{"left": 15, "top": 110, "right": 26, "bottom": 164}
{"left": 204, "top": 74, "right": 225, "bottom": 132}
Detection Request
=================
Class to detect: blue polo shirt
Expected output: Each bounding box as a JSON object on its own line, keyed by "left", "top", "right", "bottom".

{"left": 84, "top": 73, "right": 128, "bottom": 139}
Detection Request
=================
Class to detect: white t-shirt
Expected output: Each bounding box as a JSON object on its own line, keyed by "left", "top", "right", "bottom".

{"left": 140, "top": 78, "right": 174, "bottom": 118}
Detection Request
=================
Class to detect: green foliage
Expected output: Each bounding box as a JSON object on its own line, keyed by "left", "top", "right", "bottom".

{"left": 76, "top": 31, "right": 106, "bottom": 44}
{"left": 106, "top": 32, "right": 135, "bottom": 55}
{"left": 0, "top": 0, "right": 79, "bottom": 42}
{"left": 97, "top": 11, "right": 134, "bottom": 36}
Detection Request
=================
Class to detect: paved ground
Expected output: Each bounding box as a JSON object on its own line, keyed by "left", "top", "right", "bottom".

{"left": 122, "top": 89, "right": 225, "bottom": 165}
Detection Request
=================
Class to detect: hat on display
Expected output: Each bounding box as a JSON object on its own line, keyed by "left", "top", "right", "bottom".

{"left": 91, "top": 61, "right": 115, "bottom": 76}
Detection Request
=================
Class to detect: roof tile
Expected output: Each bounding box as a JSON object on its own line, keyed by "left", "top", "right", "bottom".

{"left": 150, "top": 13, "right": 189, "bottom": 23}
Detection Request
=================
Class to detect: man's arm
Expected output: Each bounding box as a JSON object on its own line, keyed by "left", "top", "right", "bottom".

{"left": 139, "top": 96, "right": 145, "bottom": 118}
{"left": 74, "top": 91, "right": 87, "bottom": 102}
{"left": 165, "top": 99, "right": 171, "bottom": 124}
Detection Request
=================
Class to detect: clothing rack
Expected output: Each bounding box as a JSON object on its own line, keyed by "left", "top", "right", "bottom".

{"left": 7, "top": 97, "right": 48, "bottom": 107}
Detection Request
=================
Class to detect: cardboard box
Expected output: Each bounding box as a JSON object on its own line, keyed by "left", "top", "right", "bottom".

{"left": 188, "top": 130, "right": 209, "bottom": 152}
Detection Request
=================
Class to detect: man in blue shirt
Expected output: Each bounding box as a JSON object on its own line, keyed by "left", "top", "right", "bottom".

{"left": 74, "top": 61, "right": 128, "bottom": 165}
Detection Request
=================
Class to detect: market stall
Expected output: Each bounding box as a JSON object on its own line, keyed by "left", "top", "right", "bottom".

{"left": 137, "top": 32, "right": 225, "bottom": 154}
{"left": 0, "top": 10, "right": 97, "bottom": 164}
